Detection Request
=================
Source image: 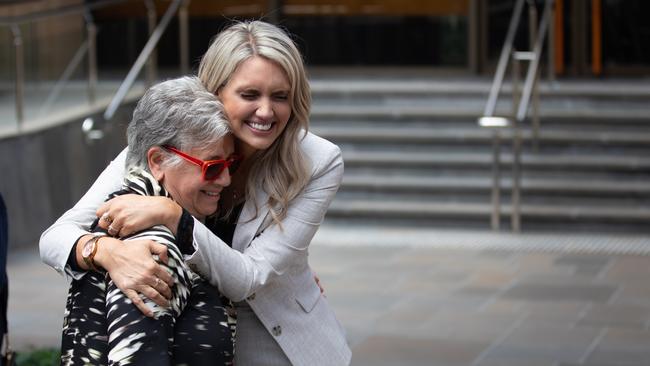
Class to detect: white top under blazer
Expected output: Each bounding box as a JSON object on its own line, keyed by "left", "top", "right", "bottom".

{"left": 40, "top": 131, "right": 352, "bottom": 366}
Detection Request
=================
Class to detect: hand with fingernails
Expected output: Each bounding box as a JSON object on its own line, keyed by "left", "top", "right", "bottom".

{"left": 81, "top": 233, "right": 175, "bottom": 317}
{"left": 96, "top": 195, "right": 182, "bottom": 238}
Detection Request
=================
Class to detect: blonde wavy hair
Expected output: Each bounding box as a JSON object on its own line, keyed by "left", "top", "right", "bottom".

{"left": 198, "top": 20, "right": 310, "bottom": 225}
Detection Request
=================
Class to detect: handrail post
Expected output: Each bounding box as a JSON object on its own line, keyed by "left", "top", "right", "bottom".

{"left": 512, "top": 52, "right": 520, "bottom": 119}
{"left": 145, "top": 0, "right": 158, "bottom": 87}
{"left": 479, "top": 0, "right": 525, "bottom": 231}
{"left": 532, "top": 68, "right": 541, "bottom": 152}
{"left": 529, "top": 1, "right": 540, "bottom": 152}
{"left": 179, "top": 0, "right": 190, "bottom": 74}
{"left": 511, "top": 53, "right": 522, "bottom": 232}
{"left": 479, "top": 116, "right": 511, "bottom": 231}
{"left": 491, "top": 130, "right": 502, "bottom": 230}
{"left": 511, "top": 118, "right": 522, "bottom": 232}
{"left": 85, "top": 10, "right": 98, "bottom": 105}
{"left": 11, "top": 24, "right": 24, "bottom": 128}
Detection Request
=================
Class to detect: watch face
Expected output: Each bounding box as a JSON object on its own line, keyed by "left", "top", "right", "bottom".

{"left": 82, "top": 240, "right": 94, "bottom": 258}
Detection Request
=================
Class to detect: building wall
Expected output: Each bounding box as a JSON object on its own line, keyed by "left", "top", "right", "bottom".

{"left": 0, "top": 102, "right": 133, "bottom": 249}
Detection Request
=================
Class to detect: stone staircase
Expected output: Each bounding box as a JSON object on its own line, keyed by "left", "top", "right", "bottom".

{"left": 309, "top": 73, "right": 650, "bottom": 233}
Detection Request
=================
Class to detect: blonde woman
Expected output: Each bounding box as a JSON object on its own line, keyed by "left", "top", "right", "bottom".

{"left": 41, "top": 20, "right": 351, "bottom": 366}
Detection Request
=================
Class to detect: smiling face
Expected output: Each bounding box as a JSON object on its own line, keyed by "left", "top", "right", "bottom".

{"left": 153, "top": 135, "right": 235, "bottom": 220}
{"left": 217, "top": 56, "right": 292, "bottom": 158}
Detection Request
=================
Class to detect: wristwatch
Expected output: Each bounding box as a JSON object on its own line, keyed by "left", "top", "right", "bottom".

{"left": 81, "top": 235, "right": 104, "bottom": 271}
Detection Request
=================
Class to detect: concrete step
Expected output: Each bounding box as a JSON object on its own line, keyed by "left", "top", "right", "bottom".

{"left": 310, "top": 103, "right": 650, "bottom": 121}
{"left": 342, "top": 151, "right": 650, "bottom": 172}
{"left": 327, "top": 199, "right": 650, "bottom": 223}
{"left": 312, "top": 125, "right": 650, "bottom": 146}
{"left": 312, "top": 76, "right": 650, "bottom": 121}
{"left": 341, "top": 175, "right": 650, "bottom": 196}
{"left": 309, "top": 76, "right": 650, "bottom": 233}
{"left": 310, "top": 79, "right": 650, "bottom": 122}
{"left": 310, "top": 78, "right": 650, "bottom": 98}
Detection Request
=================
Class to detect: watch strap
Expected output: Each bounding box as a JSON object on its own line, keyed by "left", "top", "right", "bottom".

{"left": 82, "top": 235, "right": 104, "bottom": 271}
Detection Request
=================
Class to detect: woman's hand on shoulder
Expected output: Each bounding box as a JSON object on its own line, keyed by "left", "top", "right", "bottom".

{"left": 96, "top": 195, "right": 183, "bottom": 237}
{"left": 94, "top": 237, "right": 175, "bottom": 317}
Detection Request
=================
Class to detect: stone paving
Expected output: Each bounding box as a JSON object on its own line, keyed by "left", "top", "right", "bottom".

{"left": 7, "top": 224, "right": 650, "bottom": 365}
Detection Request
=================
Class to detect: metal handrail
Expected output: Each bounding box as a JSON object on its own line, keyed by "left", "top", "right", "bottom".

{"left": 38, "top": 39, "right": 90, "bottom": 117}
{"left": 482, "top": 0, "right": 526, "bottom": 118}
{"left": 517, "top": 1, "right": 552, "bottom": 121}
{"left": 3, "top": 0, "right": 190, "bottom": 135}
{"left": 478, "top": 0, "right": 553, "bottom": 232}
{"left": 103, "top": 0, "right": 184, "bottom": 122}
{"left": 2, "top": 0, "right": 133, "bottom": 129}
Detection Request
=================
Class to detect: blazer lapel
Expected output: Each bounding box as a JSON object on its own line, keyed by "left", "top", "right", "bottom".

{"left": 232, "top": 186, "right": 269, "bottom": 252}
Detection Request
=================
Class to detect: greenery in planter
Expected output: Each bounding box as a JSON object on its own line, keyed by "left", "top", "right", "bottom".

{"left": 14, "top": 348, "right": 60, "bottom": 366}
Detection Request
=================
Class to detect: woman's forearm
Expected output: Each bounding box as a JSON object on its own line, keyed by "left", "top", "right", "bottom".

{"left": 186, "top": 143, "right": 344, "bottom": 301}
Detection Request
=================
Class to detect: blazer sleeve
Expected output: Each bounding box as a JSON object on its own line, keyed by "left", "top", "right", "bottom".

{"left": 39, "top": 148, "right": 127, "bottom": 281}
{"left": 186, "top": 144, "right": 344, "bottom": 302}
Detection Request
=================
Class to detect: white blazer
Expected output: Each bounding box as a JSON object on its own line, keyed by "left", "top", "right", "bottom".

{"left": 40, "top": 131, "right": 352, "bottom": 366}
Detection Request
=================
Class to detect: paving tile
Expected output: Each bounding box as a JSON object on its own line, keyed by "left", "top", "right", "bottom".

{"left": 406, "top": 291, "right": 489, "bottom": 313}
{"left": 416, "top": 310, "right": 519, "bottom": 343}
{"left": 607, "top": 280, "right": 650, "bottom": 307}
{"left": 325, "top": 290, "right": 400, "bottom": 315}
{"left": 584, "top": 329, "right": 650, "bottom": 364}
{"left": 8, "top": 250, "right": 68, "bottom": 350}
{"left": 559, "top": 363, "right": 645, "bottom": 366}
{"left": 577, "top": 304, "right": 650, "bottom": 330}
{"left": 480, "top": 323, "right": 599, "bottom": 364}
{"left": 465, "top": 269, "right": 517, "bottom": 289}
{"left": 515, "top": 272, "right": 604, "bottom": 285}
{"left": 502, "top": 283, "right": 617, "bottom": 303}
{"left": 518, "top": 301, "right": 589, "bottom": 325}
{"left": 603, "top": 256, "right": 650, "bottom": 281}
{"left": 352, "top": 335, "right": 489, "bottom": 366}
{"left": 478, "top": 359, "right": 555, "bottom": 366}
{"left": 584, "top": 350, "right": 650, "bottom": 365}
{"left": 455, "top": 286, "right": 501, "bottom": 298}
{"left": 513, "top": 253, "right": 558, "bottom": 273}
{"left": 480, "top": 299, "right": 524, "bottom": 315}
{"left": 477, "top": 249, "right": 519, "bottom": 260}
{"left": 554, "top": 254, "right": 611, "bottom": 269}
{"left": 384, "top": 294, "right": 448, "bottom": 317}
{"left": 400, "top": 270, "right": 470, "bottom": 293}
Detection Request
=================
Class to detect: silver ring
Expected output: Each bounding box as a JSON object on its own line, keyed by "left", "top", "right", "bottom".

{"left": 154, "top": 278, "right": 160, "bottom": 287}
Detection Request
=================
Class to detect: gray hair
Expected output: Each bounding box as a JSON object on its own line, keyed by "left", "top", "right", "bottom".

{"left": 125, "top": 76, "right": 230, "bottom": 171}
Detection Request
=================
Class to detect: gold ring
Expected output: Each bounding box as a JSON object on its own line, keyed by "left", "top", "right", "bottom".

{"left": 107, "top": 225, "right": 117, "bottom": 236}
{"left": 102, "top": 212, "right": 113, "bottom": 224}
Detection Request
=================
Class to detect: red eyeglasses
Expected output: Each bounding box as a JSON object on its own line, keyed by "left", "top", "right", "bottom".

{"left": 162, "top": 145, "right": 240, "bottom": 181}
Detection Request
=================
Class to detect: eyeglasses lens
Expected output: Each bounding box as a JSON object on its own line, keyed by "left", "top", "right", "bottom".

{"left": 228, "top": 159, "right": 241, "bottom": 175}
{"left": 205, "top": 163, "right": 226, "bottom": 181}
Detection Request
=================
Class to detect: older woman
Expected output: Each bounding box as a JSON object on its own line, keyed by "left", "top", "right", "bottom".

{"left": 60, "top": 76, "right": 238, "bottom": 365}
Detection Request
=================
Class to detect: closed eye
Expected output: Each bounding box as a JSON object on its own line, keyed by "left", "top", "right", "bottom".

{"left": 241, "top": 92, "right": 258, "bottom": 100}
